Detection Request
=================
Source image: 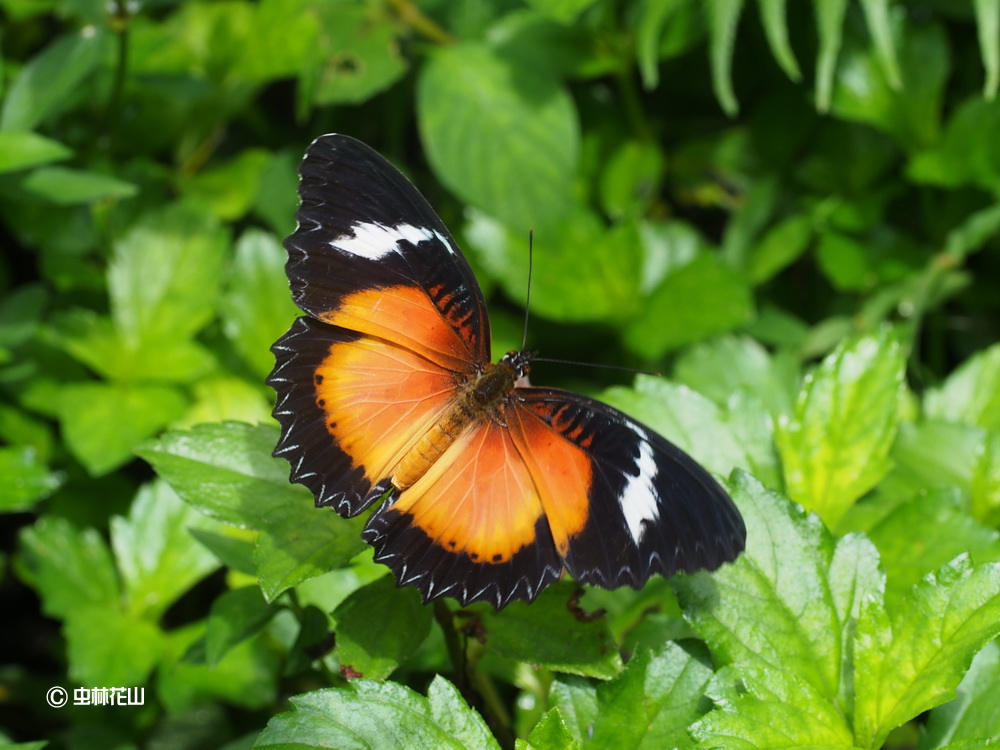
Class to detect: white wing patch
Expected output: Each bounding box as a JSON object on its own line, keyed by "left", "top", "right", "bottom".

{"left": 330, "top": 221, "right": 455, "bottom": 260}
{"left": 619, "top": 439, "right": 660, "bottom": 545}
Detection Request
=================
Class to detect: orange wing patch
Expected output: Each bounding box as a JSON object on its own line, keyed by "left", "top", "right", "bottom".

{"left": 320, "top": 285, "right": 476, "bottom": 372}
{"left": 315, "top": 334, "right": 458, "bottom": 489}
{"left": 389, "top": 406, "right": 593, "bottom": 565}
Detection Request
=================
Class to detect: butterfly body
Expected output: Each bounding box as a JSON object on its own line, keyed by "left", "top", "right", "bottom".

{"left": 269, "top": 134, "right": 746, "bottom": 608}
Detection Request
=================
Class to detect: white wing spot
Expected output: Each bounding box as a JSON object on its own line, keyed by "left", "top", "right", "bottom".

{"left": 619, "top": 440, "right": 659, "bottom": 545}
{"left": 330, "top": 221, "right": 455, "bottom": 260}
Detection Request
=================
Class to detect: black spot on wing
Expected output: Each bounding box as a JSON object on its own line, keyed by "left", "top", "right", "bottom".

{"left": 267, "top": 316, "right": 392, "bottom": 518}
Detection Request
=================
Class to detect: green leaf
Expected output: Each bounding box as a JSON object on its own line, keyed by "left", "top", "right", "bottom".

{"left": 624, "top": 253, "right": 754, "bottom": 358}
{"left": 942, "top": 202, "right": 1000, "bottom": 260}
{"left": 220, "top": 229, "right": 300, "bottom": 378}
{"left": 0, "top": 446, "right": 61, "bottom": 512}
{"left": 178, "top": 148, "right": 270, "bottom": 220}
{"left": 853, "top": 556, "right": 1000, "bottom": 748}
{"left": 254, "top": 677, "right": 500, "bottom": 750}
{"left": 859, "top": 0, "right": 903, "bottom": 90}
{"left": 17, "top": 515, "right": 120, "bottom": 619}
{"left": 775, "top": 329, "right": 905, "bottom": 529}
{"left": 548, "top": 677, "right": 598, "bottom": 746}
{"left": 523, "top": 0, "right": 597, "bottom": 24}
{"left": 925, "top": 343, "right": 1000, "bottom": 431}
{"left": 971, "top": 430, "right": 1000, "bottom": 527}
{"left": 475, "top": 581, "right": 621, "bottom": 679}
{"left": 599, "top": 140, "right": 665, "bottom": 221}
{"left": 0, "top": 28, "right": 110, "bottom": 131}
{"left": 21, "top": 166, "right": 138, "bottom": 205}
{"left": 57, "top": 382, "right": 188, "bottom": 476}
{"left": 189, "top": 527, "right": 257, "bottom": 575}
{"left": 254, "top": 508, "right": 366, "bottom": 602}
{"left": 675, "top": 472, "right": 880, "bottom": 746}
{"left": 524, "top": 708, "right": 579, "bottom": 750}
{"left": 757, "top": 0, "right": 801, "bottom": 81}
{"left": 418, "top": 43, "right": 578, "bottom": 234}
{"left": 109, "top": 203, "right": 228, "bottom": 352}
{"left": 587, "top": 643, "right": 714, "bottom": 748}
{"left": 973, "top": 0, "right": 1000, "bottom": 99}
{"left": 706, "top": 0, "right": 744, "bottom": 115}
{"left": 0, "top": 284, "right": 47, "bottom": 347}
{"left": 64, "top": 606, "right": 164, "bottom": 687}
{"left": 332, "top": 576, "right": 432, "bottom": 680}
{"left": 0, "top": 131, "right": 71, "bottom": 173}
{"left": 109, "top": 480, "right": 219, "bottom": 619}
{"left": 814, "top": 0, "right": 849, "bottom": 113}
{"left": 137, "top": 422, "right": 296, "bottom": 528}
{"left": 921, "top": 640, "right": 1000, "bottom": 747}
{"left": 205, "top": 586, "right": 278, "bottom": 666}
{"left": 746, "top": 214, "right": 813, "bottom": 284}
{"left": 908, "top": 96, "right": 1000, "bottom": 191}
{"left": 634, "top": 0, "right": 690, "bottom": 89}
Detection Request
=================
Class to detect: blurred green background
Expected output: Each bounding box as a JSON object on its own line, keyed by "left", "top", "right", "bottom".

{"left": 3, "top": 0, "right": 1000, "bottom": 748}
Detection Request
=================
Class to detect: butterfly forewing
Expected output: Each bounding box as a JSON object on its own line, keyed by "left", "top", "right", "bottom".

{"left": 269, "top": 133, "right": 746, "bottom": 609}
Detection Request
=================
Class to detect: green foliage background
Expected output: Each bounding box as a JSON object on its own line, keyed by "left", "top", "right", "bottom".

{"left": 3, "top": 0, "right": 1000, "bottom": 748}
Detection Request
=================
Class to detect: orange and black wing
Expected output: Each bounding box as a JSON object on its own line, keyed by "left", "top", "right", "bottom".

{"left": 362, "top": 387, "right": 745, "bottom": 608}
{"left": 268, "top": 134, "right": 491, "bottom": 516}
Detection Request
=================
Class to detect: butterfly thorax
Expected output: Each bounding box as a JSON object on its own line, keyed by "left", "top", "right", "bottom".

{"left": 390, "top": 351, "right": 531, "bottom": 491}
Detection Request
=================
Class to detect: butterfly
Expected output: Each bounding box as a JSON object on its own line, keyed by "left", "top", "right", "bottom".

{"left": 268, "top": 134, "right": 746, "bottom": 609}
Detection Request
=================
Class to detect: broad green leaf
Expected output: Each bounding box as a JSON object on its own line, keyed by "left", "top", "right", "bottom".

{"left": 64, "top": 606, "right": 164, "bottom": 687}
{"left": 548, "top": 676, "right": 598, "bottom": 746}
{"left": 17, "top": 515, "right": 120, "bottom": 619}
{"left": 110, "top": 480, "right": 219, "bottom": 619}
{"left": 0, "top": 131, "right": 71, "bottom": 173}
{"left": 523, "top": 0, "right": 597, "bottom": 24}
{"left": 587, "top": 643, "right": 714, "bottom": 749}
{"left": 524, "top": 708, "right": 578, "bottom": 750}
{"left": 973, "top": 0, "right": 1000, "bottom": 99}
{"left": 189, "top": 527, "right": 257, "bottom": 575}
{"left": 674, "top": 335, "right": 798, "bottom": 417}
{"left": 853, "top": 556, "right": 1000, "bottom": 748}
{"left": 746, "top": 214, "right": 813, "bottom": 284}
{"left": 237, "top": 0, "right": 318, "bottom": 83}
{"left": 921, "top": 640, "right": 1000, "bottom": 748}
{"left": 109, "top": 203, "right": 228, "bottom": 351}
{"left": 57, "top": 382, "right": 188, "bottom": 476}
{"left": 925, "top": 343, "right": 1000, "bottom": 430}
{"left": 254, "top": 677, "right": 500, "bottom": 750}
{"left": 775, "top": 329, "right": 905, "bottom": 529}
{"left": 205, "top": 586, "right": 278, "bottom": 666}
{"left": 757, "top": 0, "right": 801, "bottom": 81}
{"left": 814, "top": 0, "right": 848, "bottom": 113}
{"left": 706, "top": 0, "right": 744, "bottom": 115}
{"left": 865, "top": 487, "right": 1000, "bottom": 605}
{"left": 624, "top": 253, "right": 754, "bottom": 358}
{"left": 178, "top": 148, "right": 270, "bottom": 220}
{"left": 0, "top": 28, "right": 110, "bottom": 130}
{"left": 908, "top": 96, "right": 1000, "bottom": 191}
{"left": 21, "top": 166, "right": 137, "bottom": 205}
{"left": 602, "top": 376, "right": 751, "bottom": 479}
{"left": 971, "top": 430, "right": 1000, "bottom": 527}
{"left": 637, "top": 219, "right": 707, "bottom": 294}
{"left": 183, "top": 376, "right": 273, "bottom": 427}
{"left": 887, "top": 421, "right": 981, "bottom": 499}
{"left": 600, "top": 140, "right": 665, "bottom": 221}
{"left": 816, "top": 231, "right": 877, "bottom": 291}
{"left": 137, "top": 422, "right": 297, "bottom": 528}
{"left": 254, "top": 509, "right": 366, "bottom": 602}
{"left": 674, "top": 473, "right": 883, "bottom": 735}
{"left": 418, "top": 43, "right": 578, "bottom": 234}
{"left": 476, "top": 581, "right": 622, "bottom": 679}
{"left": 220, "top": 229, "right": 300, "bottom": 378}
{"left": 0, "top": 446, "right": 61, "bottom": 511}
{"left": 332, "top": 576, "right": 431, "bottom": 680}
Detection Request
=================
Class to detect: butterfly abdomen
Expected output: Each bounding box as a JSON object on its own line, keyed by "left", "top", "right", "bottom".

{"left": 391, "top": 357, "right": 519, "bottom": 490}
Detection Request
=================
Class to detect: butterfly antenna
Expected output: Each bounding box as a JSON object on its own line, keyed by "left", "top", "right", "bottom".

{"left": 532, "top": 357, "right": 661, "bottom": 377}
{"left": 521, "top": 229, "right": 534, "bottom": 351}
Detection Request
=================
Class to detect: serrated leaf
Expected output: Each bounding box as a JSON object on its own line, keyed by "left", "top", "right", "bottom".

{"left": 109, "top": 480, "right": 219, "bottom": 619}
{"left": 254, "top": 509, "right": 366, "bottom": 602}
{"left": 775, "top": 329, "right": 905, "bottom": 529}
{"left": 17, "top": 516, "right": 120, "bottom": 619}
{"left": 624, "top": 253, "right": 754, "bottom": 358}
{"left": 0, "top": 446, "right": 61, "bottom": 511}
{"left": 925, "top": 343, "right": 1000, "bottom": 431}
{"left": 220, "top": 229, "right": 300, "bottom": 378}
{"left": 0, "top": 131, "right": 72, "bottom": 173}
{"left": 332, "top": 576, "right": 431, "bottom": 680}
{"left": 524, "top": 709, "right": 579, "bottom": 750}
{"left": 921, "top": 640, "right": 1000, "bottom": 748}
{"left": 64, "top": 606, "right": 163, "bottom": 687}
{"left": 674, "top": 473, "right": 883, "bottom": 745}
{"left": 548, "top": 676, "right": 599, "bottom": 746}
{"left": 137, "top": 422, "right": 299, "bottom": 528}
{"left": 418, "top": 43, "right": 578, "bottom": 234}
{"left": 205, "top": 586, "right": 277, "bottom": 666}
{"left": 254, "top": 677, "right": 500, "bottom": 749}
{"left": 475, "top": 581, "right": 621, "bottom": 679}
{"left": 853, "top": 557, "right": 1000, "bottom": 748}
{"left": 57, "top": 382, "right": 188, "bottom": 476}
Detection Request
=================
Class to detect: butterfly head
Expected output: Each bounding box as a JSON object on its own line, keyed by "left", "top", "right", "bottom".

{"left": 501, "top": 350, "right": 534, "bottom": 388}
